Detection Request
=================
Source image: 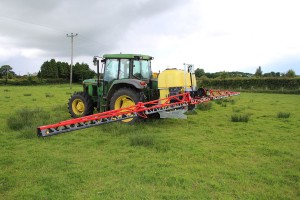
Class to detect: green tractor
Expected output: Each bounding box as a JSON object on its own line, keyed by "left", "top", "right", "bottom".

{"left": 68, "top": 54, "right": 159, "bottom": 122}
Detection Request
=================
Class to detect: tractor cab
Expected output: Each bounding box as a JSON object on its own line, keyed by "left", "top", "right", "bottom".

{"left": 69, "top": 54, "right": 157, "bottom": 119}
{"left": 103, "top": 54, "right": 152, "bottom": 82}
{"left": 101, "top": 54, "right": 154, "bottom": 99}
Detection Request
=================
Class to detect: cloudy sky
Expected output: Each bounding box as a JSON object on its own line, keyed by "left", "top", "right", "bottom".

{"left": 0, "top": 0, "right": 299, "bottom": 75}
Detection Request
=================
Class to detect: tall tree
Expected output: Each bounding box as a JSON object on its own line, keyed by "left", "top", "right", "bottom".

{"left": 0, "top": 65, "right": 13, "bottom": 84}
{"left": 286, "top": 69, "right": 296, "bottom": 78}
{"left": 57, "top": 61, "right": 70, "bottom": 79}
{"left": 49, "top": 59, "right": 59, "bottom": 78}
{"left": 40, "top": 61, "right": 51, "bottom": 78}
{"left": 195, "top": 68, "right": 205, "bottom": 78}
{"left": 255, "top": 66, "right": 263, "bottom": 77}
{"left": 73, "top": 62, "right": 95, "bottom": 82}
{"left": 40, "top": 59, "right": 60, "bottom": 78}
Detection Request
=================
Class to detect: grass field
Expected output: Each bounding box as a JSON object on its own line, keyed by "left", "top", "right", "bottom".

{"left": 0, "top": 84, "right": 299, "bottom": 199}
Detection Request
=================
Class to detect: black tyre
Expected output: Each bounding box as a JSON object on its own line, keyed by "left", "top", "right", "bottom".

{"left": 68, "top": 92, "right": 94, "bottom": 118}
{"left": 109, "top": 88, "right": 141, "bottom": 123}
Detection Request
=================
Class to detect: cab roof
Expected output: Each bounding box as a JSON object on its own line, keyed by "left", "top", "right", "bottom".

{"left": 103, "top": 54, "right": 153, "bottom": 60}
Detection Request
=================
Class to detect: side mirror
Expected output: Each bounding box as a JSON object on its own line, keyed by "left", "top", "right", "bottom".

{"left": 93, "top": 56, "right": 98, "bottom": 66}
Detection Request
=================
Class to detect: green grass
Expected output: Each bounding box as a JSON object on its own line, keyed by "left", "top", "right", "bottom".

{"left": 0, "top": 85, "right": 299, "bottom": 199}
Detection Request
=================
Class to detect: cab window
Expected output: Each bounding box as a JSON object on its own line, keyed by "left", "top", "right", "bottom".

{"left": 104, "top": 59, "right": 118, "bottom": 82}
{"left": 133, "top": 60, "right": 151, "bottom": 79}
{"left": 119, "top": 59, "right": 130, "bottom": 79}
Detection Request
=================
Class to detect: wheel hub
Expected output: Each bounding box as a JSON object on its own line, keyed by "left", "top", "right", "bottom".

{"left": 115, "top": 95, "right": 135, "bottom": 122}
{"left": 72, "top": 99, "right": 85, "bottom": 115}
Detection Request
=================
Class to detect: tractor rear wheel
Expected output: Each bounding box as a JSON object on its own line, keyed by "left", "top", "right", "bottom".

{"left": 68, "top": 92, "right": 94, "bottom": 118}
{"left": 109, "top": 88, "right": 141, "bottom": 123}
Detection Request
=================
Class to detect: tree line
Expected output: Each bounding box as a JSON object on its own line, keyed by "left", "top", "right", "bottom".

{"left": 1, "top": 62, "right": 298, "bottom": 89}
{"left": 0, "top": 59, "right": 95, "bottom": 84}
{"left": 0, "top": 65, "right": 17, "bottom": 84}
{"left": 195, "top": 66, "right": 297, "bottom": 79}
{"left": 37, "top": 59, "right": 95, "bottom": 82}
{"left": 198, "top": 77, "right": 300, "bottom": 94}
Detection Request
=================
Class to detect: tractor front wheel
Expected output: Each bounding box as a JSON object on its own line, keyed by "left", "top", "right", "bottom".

{"left": 110, "top": 88, "right": 141, "bottom": 123}
{"left": 68, "top": 92, "right": 94, "bottom": 118}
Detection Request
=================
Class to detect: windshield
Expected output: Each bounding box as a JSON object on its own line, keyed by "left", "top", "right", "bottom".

{"left": 133, "top": 60, "right": 151, "bottom": 80}
{"left": 104, "top": 59, "right": 118, "bottom": 82}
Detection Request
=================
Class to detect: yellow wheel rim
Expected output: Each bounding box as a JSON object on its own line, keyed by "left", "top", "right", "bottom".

{"left": 114, "top": 95, "right": 135, "bottom": 122}
{"left": 72, "top": 99, "right": 85, "bottom": 116}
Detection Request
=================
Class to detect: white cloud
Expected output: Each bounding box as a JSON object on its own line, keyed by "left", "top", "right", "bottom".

{"left": 20, "top": 48, "right": 46, "bottom": 59}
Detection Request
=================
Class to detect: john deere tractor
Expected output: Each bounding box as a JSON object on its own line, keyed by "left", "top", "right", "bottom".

{"left": 68, "top": 53, "right": 199, "bottom": 122}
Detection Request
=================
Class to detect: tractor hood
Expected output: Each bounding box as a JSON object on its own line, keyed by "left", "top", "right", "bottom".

{"left": 110, "top": 79, "right": 148, "bottom": 90}
{"left": 83, "top": 79, "right": 97, "bottom": 85}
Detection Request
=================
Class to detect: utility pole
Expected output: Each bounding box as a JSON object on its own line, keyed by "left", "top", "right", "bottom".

{"left": 66, "top": 33, "right": 78, "bottom": 89}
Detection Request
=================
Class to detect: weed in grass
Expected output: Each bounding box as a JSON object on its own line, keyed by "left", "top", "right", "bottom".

{"left": 221, "top": 103, "right": 227, "bottom": 107}
{"left": 3, "top": 89, "right": 9, "bottom": 92}
{"left": 100, "top": 123, "right": 139, "bottom": 136}
{"left": 49, "top": 104, "right": 71, "bottom": 122}
{"left": 32, "top": 98, "right": 37, "bottom": 101}
{"left": 45, "top": 93, "right": 54, "bottom": 97}
{"left": 129, "top": 134, "right": 155, "bottom": 147}
{"left": 197, "top": 102, "right": 212, "bottom": 111}
{"left": 155, "top": 142, "right": 170, "bottom": 152}
{"left": 23, "top": 93, "right": 32, "bottom": 96}
{"left": 66, "top": 92, "right": 72, "bottom": 95}
{"left": 7, "top": 108, "right": 50, "bottom": 131}
{"left": 232, "top": 107, "right": 246, "bottom": 113}
{"left": 5, "top": 96, "right": 10, "bottom": 99}
{"left": 0, "top": 176, "right": 16, "bottom": 193}
{"left": 231, "top": 114, "right": 249, "bottom": 122}
{"left": 215, "top": 98, "right": 235, "bottom": 108}
{"left": 16, "top": 126, "right": 37, "bottom": 139}
{"left": 224, "top": 98, "right": 236, "bottom": 104}
{"left": 214, "top": 99, "right": 222, "bottom": 105}
{"left": 185, "top": 110, "right": 198, "bottom": 115}
{"left": 277, "top": 112, "right": 290, "bottom": 118}
{"left": 53, "top": 104, "right": 68, "bottom": 111}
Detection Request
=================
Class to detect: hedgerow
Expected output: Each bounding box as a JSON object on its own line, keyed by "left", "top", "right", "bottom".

{"left": 198, "top": 77, "right": 300, "bottom": 92}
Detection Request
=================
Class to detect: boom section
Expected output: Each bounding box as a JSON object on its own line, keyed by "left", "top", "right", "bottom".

{"left": 37, "top": 90, "right": 240, "bottom": 137}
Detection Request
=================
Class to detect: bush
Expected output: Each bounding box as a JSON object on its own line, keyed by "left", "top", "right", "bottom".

{"left": 185, "top": 110, "right": 198, "bottom": 115}
{"left": 45, "top": 93, "right": 54, "bottom": 98}
{"left": 7, "top": 108, "right": 50, "bottom": 131}
{"left": 197, "top": 102, "right": 212, "bottom": 111}
{"left": 0, "top": 77, "right": 69, "bottom": 86}
{"left": 129, "top": 134, "right": 155, "bottom": 147}
{"left": 231, "top": 114, "right": 249, "bottom": 122}
{"left": 198, "top": 77, "right": 300, "bottom": 92}
{"left": 277, "top": 112, "right": 290, "bottom": 118}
